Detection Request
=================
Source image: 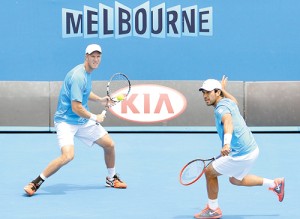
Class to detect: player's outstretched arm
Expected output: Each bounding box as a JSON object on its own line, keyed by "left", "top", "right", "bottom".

{"left": 221, "top": 75, "right": 238, "bottom": 104}
{"left": 89, "top": 91, "right": 108, "bottom": 103}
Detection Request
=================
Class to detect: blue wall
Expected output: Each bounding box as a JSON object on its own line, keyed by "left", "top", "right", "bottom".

{"left": 1, "top": 0, "right": 300, "bottom": 81}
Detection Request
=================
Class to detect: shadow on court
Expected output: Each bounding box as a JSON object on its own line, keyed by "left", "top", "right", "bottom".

{"left": 21, "top": 184, "right": 107, "bottom": 196}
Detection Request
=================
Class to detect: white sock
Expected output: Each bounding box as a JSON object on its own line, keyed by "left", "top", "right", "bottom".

{"left": 208, "top": 199, "right": 219, "bottom": 210}
{"left": 40, "top": 173, "right": 47, "bottom": 180}
{"left": 263, "top": 178, "right": 275, "bottom": 188}
{"left": 107, "top": 168, "right": 116, "bottom": 179}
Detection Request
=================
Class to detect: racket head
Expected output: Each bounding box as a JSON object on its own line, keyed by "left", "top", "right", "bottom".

{"left": 179, "top": 159, "right": 206, "bottom": 186}
{"left": 107, "top": 73, "right": 131, "bottom": 103}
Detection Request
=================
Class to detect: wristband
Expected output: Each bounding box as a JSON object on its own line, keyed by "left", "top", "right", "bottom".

{"left": 90, "top": 114, "right": 97, "bottom": 121}
{"left": 224, "top": 133, "right": 232, "bottom": 145}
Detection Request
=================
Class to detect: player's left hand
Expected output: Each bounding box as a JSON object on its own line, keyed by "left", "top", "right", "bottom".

{"left": 100, "top": 96, "right": 113, "bottom": 107}
{"left": 221, "top": 75, "right": 228, "bottom": 90}
{"left": 105, "top": 96, "right": 117, "bottom": 108}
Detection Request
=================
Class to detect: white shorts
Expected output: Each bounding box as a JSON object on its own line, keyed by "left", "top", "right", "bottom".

{"left": 55, "top": 120, "right": 108, "bottom": 148}
{"left": 212, "top": 148, "right": 259, "bottom": 181}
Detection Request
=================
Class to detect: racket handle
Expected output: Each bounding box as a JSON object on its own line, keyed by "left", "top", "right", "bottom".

{"left": 96, "top": 110, "right": 107, "bottom": 125}
{"left": 101, "top": 109, "right": 107, "bottom": 116}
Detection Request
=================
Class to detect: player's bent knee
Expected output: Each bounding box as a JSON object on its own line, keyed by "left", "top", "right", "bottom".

{"left": 95, "top": 134, "right": 115, "bottom": 150}
{"left": 205, "top": 168, "right": 215, "bottom": 179}
{"left": 103, "top": 141, "right": 115, "bottom": 150}
{"left": 101, "top": 138, "right": 115, "bottom": 150}
{"left": 205, "top": 164, "right": 219, "bottom": 179}
{"left": 60, "top": 153, "right": 74, "bottom": 164}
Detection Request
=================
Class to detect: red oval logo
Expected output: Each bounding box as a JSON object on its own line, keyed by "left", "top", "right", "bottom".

{"left": 110, "top": 84, "right": 187, "bottom": 123}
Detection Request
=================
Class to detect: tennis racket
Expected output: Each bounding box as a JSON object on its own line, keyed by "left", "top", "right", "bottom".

{"left": 179, "top": 155, "right": 221, "bottom": 186}
{"left": 101, "top": 73, "right": 131, "bottom": 116}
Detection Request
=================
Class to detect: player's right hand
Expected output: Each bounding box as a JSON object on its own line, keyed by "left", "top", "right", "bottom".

{"left": 221, "top": 144, "right": 231, "bottom": 156}
{"left": 96, "top": 113, "right": 106, "bottom": 123}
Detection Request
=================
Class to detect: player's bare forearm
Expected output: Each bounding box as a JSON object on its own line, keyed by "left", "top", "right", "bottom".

{"left": 221, "top": 113, "right": 233, "bottom": 156}
{"left": 71, "top": 101, "right": 92, "bottom": 119}
{"left": 89, "top": 91, "right": 108, "bottom": 103}
{"left": 72, "top": 100, "right": 106, "bottom": 123}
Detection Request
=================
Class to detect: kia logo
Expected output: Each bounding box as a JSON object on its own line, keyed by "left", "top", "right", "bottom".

{"left": 110, "top": 84, "right": 187, "bottom": 123}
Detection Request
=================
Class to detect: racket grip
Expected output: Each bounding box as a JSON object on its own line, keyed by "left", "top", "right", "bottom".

{"left": 101, "top": 109, "right": 107, "bottom": 116}
{"left": 96, "top": 110, "right": 107, "bottom": 125}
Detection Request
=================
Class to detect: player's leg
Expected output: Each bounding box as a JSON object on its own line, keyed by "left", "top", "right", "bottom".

{"left": 42, "top": 145, "right": 75, "bottom": 177}
{"left": 194, "top": 164, "right": 222, "bottom": 219}
{"left": 226, "top": 147, "right": 284, "bottom": 202}
{"left": 24, "top": 122, "right": 77, "bottom": 196}
{"left": 229, "top": 175, "right": 285, "bottom": 202}
{"left": 24, "top": 145, "right": 75, "bottom": 196}
{"left": 76, "top": 120, "right": 127, "bottom": 189}
{"left": 229, "top": 174, "right": 263, "bottom": 186}
{"left": 94, "top": 134, "right": 127, "bottom": 189}
{"left": 205, "top": 164, "right": 222, "bottom": 200}
{"left": 95, "top": 134, "right": 115, "bottom": 169}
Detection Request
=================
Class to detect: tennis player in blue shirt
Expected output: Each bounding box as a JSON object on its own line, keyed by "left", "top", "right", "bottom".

{"left": 194, "top": 76, "right": 284, "bottom": 219}
{"left": 24, "top": 44, "right": 127, "bottom": 196}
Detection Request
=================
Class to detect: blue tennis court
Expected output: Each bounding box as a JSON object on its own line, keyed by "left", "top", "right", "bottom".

{"left": 0, "top": 132, "right": 298, "bottom": 219}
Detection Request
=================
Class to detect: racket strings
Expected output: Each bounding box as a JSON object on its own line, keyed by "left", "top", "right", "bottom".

{"left": 181, "top": 160, "right": 205, "bottom": 184}
{"left": 109, "top": 75, "right": 130, "bottom": 98}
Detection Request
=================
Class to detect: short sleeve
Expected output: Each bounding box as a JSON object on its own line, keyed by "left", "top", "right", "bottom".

{"left": 215, "top": 104, "right": 231, "bottom": 122}
{"left": 70, "top": 75, "right": 85, "bottom": 103}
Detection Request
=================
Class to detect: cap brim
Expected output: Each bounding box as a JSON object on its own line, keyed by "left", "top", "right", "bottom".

{"left": 199, "top": 87, "right": 214, "bottom": 91}
{"left": 87, "top": 50, "right": 101, "bottom": 54}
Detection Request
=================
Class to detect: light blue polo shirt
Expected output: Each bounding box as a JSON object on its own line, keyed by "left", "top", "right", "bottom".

{"left": 54, "top": 64, "right": 92, "bottom": 125}
{"left": 215, "top": 98, "right": 258, "bottom": 157}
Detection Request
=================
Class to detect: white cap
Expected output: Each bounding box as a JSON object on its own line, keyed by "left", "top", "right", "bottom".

{"left": 199, "top": 79, "right": 222, "bottom": 91}
{"left": 85, "top": 44, "right": 102, "bottom": 54}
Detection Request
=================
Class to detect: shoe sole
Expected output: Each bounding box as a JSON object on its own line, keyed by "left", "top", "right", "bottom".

{"left": 24, "top": 188, "right": 35, "bottom": 196}
{"left": 105, "top": 184, "right": 127, "bottom": 189}
{"left": 194, "top": 216, "right": 222, "bottom": 219}
{"left": 279, "top": 179, "right": 285, "bottom": 202}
